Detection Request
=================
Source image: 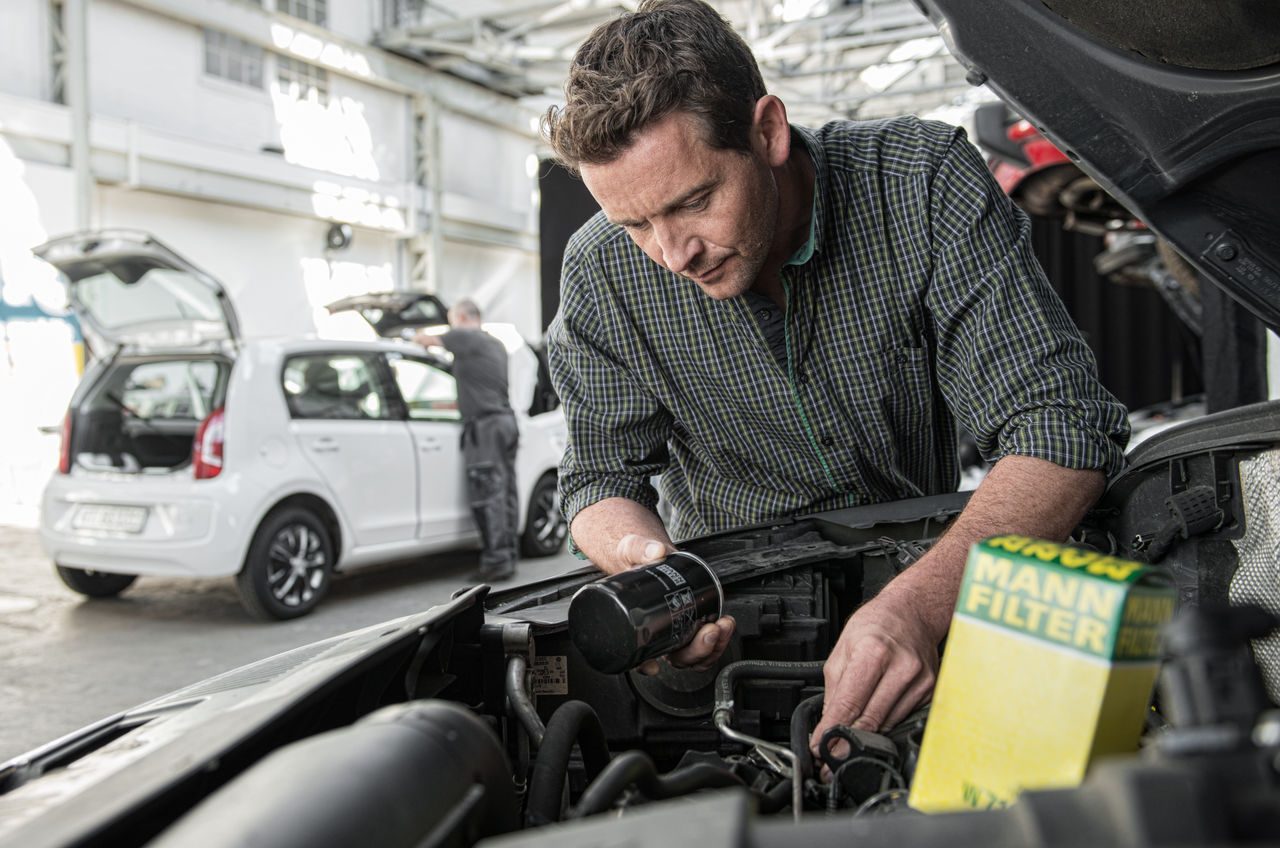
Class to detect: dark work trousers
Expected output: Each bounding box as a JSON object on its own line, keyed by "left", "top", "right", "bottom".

{"left": 462, "top": 411, "right": 520, "bottom": 577}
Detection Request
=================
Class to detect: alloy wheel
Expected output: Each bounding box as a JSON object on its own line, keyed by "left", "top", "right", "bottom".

{"left": 266, "top": 523, "right": 328, "bottom": 608}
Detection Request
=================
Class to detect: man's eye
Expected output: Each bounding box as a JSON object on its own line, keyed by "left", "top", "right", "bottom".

{"left": 625, "top": 221, "right": 650, "bottom": 232}
{"left": 685, "top": 196, "right": 709, "bottom": 212}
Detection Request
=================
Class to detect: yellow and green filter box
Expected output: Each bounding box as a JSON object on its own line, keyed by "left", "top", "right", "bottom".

{"left": 909, "top": 535, "right": 1175, "bottom": 813}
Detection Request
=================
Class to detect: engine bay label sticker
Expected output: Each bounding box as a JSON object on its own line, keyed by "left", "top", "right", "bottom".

{"left": 531, "top": 655, "right": 569, "bottom": 695}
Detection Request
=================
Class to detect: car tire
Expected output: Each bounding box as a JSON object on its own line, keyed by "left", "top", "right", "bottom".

{"left": 520, "top": 473, "right": 567, "bottom": 558}
{"left": 236, "top": 507, "right": 333, "bottom": 621}
{"left": 55, "top": 566, "right": 137, "bottom": 598}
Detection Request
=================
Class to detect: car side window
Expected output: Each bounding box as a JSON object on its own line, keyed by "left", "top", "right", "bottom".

{"left": 387, "top": 355, "right": 460, "bottom": 422}
{"left": 282, "top": 353, "right": 392, "bottom": 420}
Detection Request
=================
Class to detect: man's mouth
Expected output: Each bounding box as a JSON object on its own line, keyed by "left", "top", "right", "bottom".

{"left": 690, "top": 256, "right": 729, "bottom": 285}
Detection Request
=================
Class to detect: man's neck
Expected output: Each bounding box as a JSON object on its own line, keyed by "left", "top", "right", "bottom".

{"left": 752, "top": 134, "right": 816, "bottom": 307}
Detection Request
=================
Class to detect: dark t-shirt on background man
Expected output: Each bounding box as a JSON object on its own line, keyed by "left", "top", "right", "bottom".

{"left": 442, "top": 328, "right": 511, "bottom": 420}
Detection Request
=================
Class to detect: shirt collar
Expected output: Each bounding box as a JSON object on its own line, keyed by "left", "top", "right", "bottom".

{"left": 783, "top": 124, "right": 826, "bottom": 268}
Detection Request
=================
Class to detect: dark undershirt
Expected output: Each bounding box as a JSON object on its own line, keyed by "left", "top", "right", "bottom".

{"left": 743, "top": 288, "right": 788, "bottom": 371}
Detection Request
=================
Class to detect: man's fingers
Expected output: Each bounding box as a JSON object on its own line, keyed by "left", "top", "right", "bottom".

{"left": 667, "top": 616, "right": 735, "bottom": 668}
{"left": 693, "top": 616, "right": 736, "bottom": 671}
{"left": 849, "top": 653, "right": 921, "bottom": 732}
{"left": 809, "top": 638, "right": 897, "bottom": 760}
{"left": 616, "top": 534, "right": 672, "bottom": 569}
{"left": 879, "top": 670, "right": 936, "bottom": 731}
{"left": 815, "top": 639, "right": 891, "bottom": 733}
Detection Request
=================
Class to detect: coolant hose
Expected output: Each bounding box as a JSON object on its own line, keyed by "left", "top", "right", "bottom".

{"left": 506, "top": 655, "right": 546, "bottom": 747}
{"left": 713, "top": 660, "right": 826, "bottom": 723}
{"left": 790, "top": 694, "right": 825, "bottom": 783}
{"left": 570, "top": 750, "right": 745, "bottom": 818}
{"left": 757, "top": 779, "right": 795, "bottom": 815}
{"left": 525, "top": 700, "right": 613, "bottom": 826}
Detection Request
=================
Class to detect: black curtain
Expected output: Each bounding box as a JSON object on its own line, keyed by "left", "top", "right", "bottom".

{"left": 539, "top": 160, "right": 601, "bottom": 333}
{"left": 1028, "top": 216, "right": 1205, "bottom": 411}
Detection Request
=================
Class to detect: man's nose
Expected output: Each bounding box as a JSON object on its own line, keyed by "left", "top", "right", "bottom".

{"left": 653, "top": 222, "right": 699, "bottom": 275}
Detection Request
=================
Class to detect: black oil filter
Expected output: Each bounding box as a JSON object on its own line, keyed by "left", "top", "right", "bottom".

{"left": 568, "top": 551, "right": 724, "bottom": 674}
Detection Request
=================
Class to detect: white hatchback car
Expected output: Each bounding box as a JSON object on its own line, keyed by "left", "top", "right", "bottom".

{"left": 36, "top": 231, "right": 568, "bottom": 620}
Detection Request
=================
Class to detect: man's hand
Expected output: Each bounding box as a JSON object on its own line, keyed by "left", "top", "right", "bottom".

{"left": 810, "top": 591, "right": 941, "bottom": 751}
{"left": 599, "top": 532, "right": 674, "bottom": 576}
{"left": 608, "top": 533, "right": 736, "bottom": 675}
{"left": 809, "top": 456, "right": 1106, "bottom": 759}
{"left": 413, "top": 331, "right": 445, "bottom": 349}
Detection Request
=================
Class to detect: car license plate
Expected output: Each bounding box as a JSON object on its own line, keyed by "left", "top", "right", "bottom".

{"left": 73, "top": 505, "right": 148, "bottom": 534}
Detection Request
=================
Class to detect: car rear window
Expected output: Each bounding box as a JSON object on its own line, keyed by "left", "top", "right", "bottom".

{"left": 89, "top": 358, "right": 228, "bottom": 420}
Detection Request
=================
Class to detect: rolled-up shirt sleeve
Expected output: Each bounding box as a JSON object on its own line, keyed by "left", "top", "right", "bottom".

{"left": 547, "top": 248, "right": 673, "bottom": 532}
{"left": 924, "top": 129, "right": 1130, "bottom": 479}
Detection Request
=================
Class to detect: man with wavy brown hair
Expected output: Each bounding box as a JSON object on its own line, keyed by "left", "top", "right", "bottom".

{"left": 544, "top": 0, "right": 1128, "bottom": 750}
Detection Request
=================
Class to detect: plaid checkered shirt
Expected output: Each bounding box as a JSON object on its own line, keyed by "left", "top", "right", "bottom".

{"left": 547, "top": 117, "right": 1130, "bottom": 544}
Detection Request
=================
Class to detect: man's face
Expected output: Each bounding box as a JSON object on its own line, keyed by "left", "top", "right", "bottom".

{"left": 580, "top": 111, "right": 779, "bottom": 300}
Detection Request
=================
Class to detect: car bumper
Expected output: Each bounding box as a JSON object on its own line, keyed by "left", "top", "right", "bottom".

{"left": 39, "top": 472, "right": 253, "bottom": 578}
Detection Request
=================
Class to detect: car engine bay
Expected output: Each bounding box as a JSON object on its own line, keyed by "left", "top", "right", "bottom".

{"left": 4, "top": 405, "right": 1280, "bottom": 848}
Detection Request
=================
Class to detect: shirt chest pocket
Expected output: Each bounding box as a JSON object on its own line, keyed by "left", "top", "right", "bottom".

{"left": 664, "top": 321, "right": 792, "bottom": 412}
{"left": 825, "top": 345, "right": 934, "bottom": 465}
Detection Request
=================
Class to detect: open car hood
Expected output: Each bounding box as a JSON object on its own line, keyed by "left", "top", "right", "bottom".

{"left": 34, "top": 231, "right": 241, "bottom": 351}
{"left": 914, "top": 0, "right": 1280, "bottom": 331}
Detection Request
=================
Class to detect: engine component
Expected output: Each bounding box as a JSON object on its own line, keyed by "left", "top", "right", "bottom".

{"left": 1157, "top": 604, "right": 1277, "bottom": 752}
{"left": 712, "top": 660, "right": 825, "bottom": 820}
{"left": 789, "top": 693, "right": 923, "bottom": 815}
{"left": 149, "top": 700, "right": 517, "bottom": 848}
{"left": 569, "top": 750, "right": 744, "bottom": 818}
{"left": 789, "top": 694, "right": 825, "bottom": 786}
{"left": 506, "top": 654, "right": 546, "bottom": 747}
{"left": 1140, "top": 485, "right": 1224, "bottom": 562}
{"left": 818, "top": 725, "right": 906, "bottom": 812}
{"left": 525, "top": 701, "right": 613, "bottom": 826}
{"left": 569, "top": 551, "right": 723, "bottom": 674}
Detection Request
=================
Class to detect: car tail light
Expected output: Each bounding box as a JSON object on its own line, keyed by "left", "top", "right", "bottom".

{"left": 58, "top": 410, "right": 72, "bottom": 474}
{"left": 193, "top": 408, "right": 225, "bottom": 480}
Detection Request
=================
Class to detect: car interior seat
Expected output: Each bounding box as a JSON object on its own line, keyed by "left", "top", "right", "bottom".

{"left": 292, "top": 361, "right": 369, "bottom": 419}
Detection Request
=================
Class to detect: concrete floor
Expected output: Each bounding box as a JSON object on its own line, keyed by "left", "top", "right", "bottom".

{"left": 0, "top": 524, "right": 582, "bottom": 762}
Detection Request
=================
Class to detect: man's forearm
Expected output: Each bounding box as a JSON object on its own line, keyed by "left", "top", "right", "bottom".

{"left": 568, "top": 499, "right": 670, "bottom": 578}
{"left": 571, "top": 497, "right": 674, "bottom": 574}
{"left": 879, "top": 455, "right": 1106, "bottom": 642}
{"left": 413, "top": 331, "right": 445, "bottom": 348}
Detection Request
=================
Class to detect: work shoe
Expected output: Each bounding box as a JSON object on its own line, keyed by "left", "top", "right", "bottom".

{"left": 478, "top": 566, "right": 515, "bottom": 583}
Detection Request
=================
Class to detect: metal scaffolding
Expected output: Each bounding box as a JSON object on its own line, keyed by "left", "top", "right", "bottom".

{"left": 376, "top": 0, "right": 990, "bottom": 125}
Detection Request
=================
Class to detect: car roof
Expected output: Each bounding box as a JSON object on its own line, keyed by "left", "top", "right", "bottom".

{"left": 247, "top": 337, "right": 421, "bottom": 355}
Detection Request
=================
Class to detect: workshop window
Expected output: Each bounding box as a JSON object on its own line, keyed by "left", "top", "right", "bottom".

{"left": 278, "top": 0, "right": 328, "bottom": 27}
{"left": 203, "top": 29, "right": 264, "bottom": 89}
{"left": 276, "top": 55, "right": 329, "bottom": 104}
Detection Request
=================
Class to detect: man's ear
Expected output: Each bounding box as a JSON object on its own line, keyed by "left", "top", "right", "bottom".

{"left": 752, "top": 95, "right": 791, "bottom": 168}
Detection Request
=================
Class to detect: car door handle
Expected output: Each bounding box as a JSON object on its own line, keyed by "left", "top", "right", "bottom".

{"left": 310, "top": 438, "right": 340, "bottom": 453}
{"left": 419, "top": 439, "right": 442, "bottom": 453}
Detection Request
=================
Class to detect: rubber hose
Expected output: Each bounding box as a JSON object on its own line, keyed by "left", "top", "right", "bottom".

{"left": 525, "top": 701, "right": 612, "bottom": 826}
{"left": 790, "top": 694, "right": 825, "bottom": 784}
{"left": 571, "top": 750, "right": 745, "bottom": 818}
{"left": 713, "top": 661, "right": 826, "bottom": 717}
{"left": 755, "top": 779, "right": 795, "bottom": 815}
{"left": 506, "top": 656, "right": 546, "bottom": 747}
